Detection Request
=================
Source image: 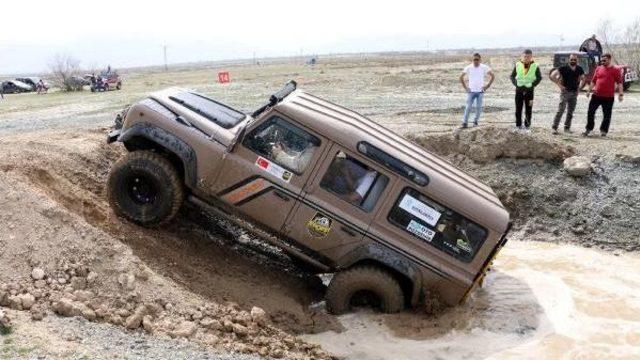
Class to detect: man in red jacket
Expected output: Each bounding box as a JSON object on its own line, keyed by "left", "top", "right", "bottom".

{"left": 583, "top": 53, "right": 624, "bottom": 137}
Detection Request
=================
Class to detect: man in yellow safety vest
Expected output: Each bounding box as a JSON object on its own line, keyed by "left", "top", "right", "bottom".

{"left": 510, "top": 49, "right": 542, "bottom": 134}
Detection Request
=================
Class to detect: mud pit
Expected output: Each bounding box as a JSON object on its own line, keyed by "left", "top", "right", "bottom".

{"left": 306, "top": 241, "right": 640, "bottom": 359}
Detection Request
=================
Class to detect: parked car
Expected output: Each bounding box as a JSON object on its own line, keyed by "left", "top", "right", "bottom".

{"left": 67, "top": 76, "right": 91, "bottom": 91}
{"left": 106, "top": 81, "right": 510, "bottom": 314}
{"left": 15, "top": 77, "right": 47, "bottom": 92}
{"left": 1, "top": 80, "right": 32, "bottom": 94}
{"left": 91, "top": 70, "right": 122, "bottom": 92}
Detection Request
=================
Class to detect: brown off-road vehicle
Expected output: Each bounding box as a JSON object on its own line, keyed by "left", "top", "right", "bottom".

{"left": 106, "top": 81, "right": 510, "bottom": 314}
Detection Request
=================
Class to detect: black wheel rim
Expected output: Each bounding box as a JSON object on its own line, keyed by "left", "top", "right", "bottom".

{"left": 125, "top": 173, "right": 158, "bottom": 205}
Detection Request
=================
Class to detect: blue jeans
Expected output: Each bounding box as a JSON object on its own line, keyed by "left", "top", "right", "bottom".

{"left": 462, "top": 92, "right": 484, "bottom": 125}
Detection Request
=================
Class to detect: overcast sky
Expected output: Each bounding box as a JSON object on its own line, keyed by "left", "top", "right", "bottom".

{"left": 1, "top": 0, "right": 638, "bottom": 75}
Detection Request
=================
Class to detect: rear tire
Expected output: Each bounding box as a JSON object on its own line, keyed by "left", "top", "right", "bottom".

{"left": 623, "top": 82, "right": 632, "bottom": 92}
{"left": 326, "top": 266, "right": 404, "bottom": 315}
{"left": 107, "top": 151, "right": 184, "bottom": 226}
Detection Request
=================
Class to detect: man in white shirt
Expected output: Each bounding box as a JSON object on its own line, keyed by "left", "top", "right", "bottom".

{"left": 459, "top": 53, "right": 495, "bottom": 128}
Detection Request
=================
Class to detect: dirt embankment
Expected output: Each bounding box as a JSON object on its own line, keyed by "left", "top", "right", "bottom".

{"left": 0, "top": 129, "right": 338, "bottom": 359}
{"left": 411, "top": 126, "right": 640, "bottom": 251}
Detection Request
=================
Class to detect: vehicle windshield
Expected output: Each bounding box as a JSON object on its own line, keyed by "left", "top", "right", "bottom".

{"left": 169, "top": 92, "right": 246, "bottom": 129}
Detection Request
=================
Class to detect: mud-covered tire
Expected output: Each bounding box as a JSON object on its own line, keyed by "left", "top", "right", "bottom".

{"left": 326, "top": 266, "right": 404, "bottom": 315}
{"left": 107, "top": 151, "right": 184, "bottom": 226}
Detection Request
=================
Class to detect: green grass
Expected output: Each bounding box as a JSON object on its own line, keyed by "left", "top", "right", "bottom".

{"left": 0, "top": 326, "right": 12, "bottom": 336}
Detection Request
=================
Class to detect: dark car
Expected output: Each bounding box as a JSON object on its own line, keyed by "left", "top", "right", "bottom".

{"left": 15, "top": 77, "right": 46, "bottom": 91}
{"left": 1, "top": 80, "right": 32, "bottom": 94}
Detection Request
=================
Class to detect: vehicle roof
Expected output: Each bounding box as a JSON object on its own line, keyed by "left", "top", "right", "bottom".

{"left": 275, "top": 91, "right": 509, "bottom": 232}
{"left": 554, "top": 51, "right": 589, "bottom": 56}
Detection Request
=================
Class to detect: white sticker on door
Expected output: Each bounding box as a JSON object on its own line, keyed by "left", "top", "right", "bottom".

{"left": 255, "top": 156, "right": 293, "bottom": 183}
{"left": 399, "top": 194, "right": 441, "bottom": 226}
{"left": 406, "top": 220, "right": 436, "bottom": 242}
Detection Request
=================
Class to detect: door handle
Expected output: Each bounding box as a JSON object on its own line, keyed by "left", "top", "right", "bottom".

{"left": 273, "top": 190, "right": 290, "bottom": 202}
{"left": 341, "top": 226, "right": 357, "bottom": 237}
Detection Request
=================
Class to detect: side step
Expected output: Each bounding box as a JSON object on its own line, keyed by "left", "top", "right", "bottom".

{"left": 188, "top": 195, "right": 330, "bottom": 272}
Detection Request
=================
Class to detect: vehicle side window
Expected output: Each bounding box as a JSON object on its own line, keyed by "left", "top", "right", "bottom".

{"left": 319, "top": 151, "right": 389, "bottom": 212}
{"left": 243, "top": 116, "right": 320, "bottom": 174}
{"left": 388, "top": 188, "right": 487, "bottom": 263}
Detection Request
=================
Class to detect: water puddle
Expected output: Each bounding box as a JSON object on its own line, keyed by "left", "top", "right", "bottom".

{"left": 304, "top": 241, "right": 640, "bottom": 359}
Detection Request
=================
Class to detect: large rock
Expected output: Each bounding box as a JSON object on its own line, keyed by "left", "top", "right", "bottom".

{"left": 18, "top": 293, "right": 36, "bottom": 310}
{"left": 563, "top": 156, "right": 592, "bottom": 177}
{"left": 124, "top": 305, "right": 147, "bottom": 329}
{"left": 31, "top": 268, "right": 46, "bottom": 280}
{"left": 171, "top": 321, "right": 197, "bottom": 338}
{"left": 250, "top": 306, "right": 268, "bottom": 326}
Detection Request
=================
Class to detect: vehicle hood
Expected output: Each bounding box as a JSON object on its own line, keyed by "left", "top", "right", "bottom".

{"left": 149, "top": 87, "right": 249, "bottom": 147}
{"left": 12, "top": 81, "right": 32, "bottom": 90}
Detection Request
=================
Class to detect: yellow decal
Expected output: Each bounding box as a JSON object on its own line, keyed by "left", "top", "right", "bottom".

{"left": 306, "top": 213, "right": 333, "bottom": 238}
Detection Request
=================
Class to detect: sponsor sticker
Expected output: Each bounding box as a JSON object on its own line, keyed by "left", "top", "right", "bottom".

{"left": 399, "top": 194, "right": 441, "bottom": 226}
{"left": 306, "top": 213, "right": 333, "bottom": 238}
{"left": 406, "top": 220, "right": 436, "bottom": 242}
{"left": 255, "top": 156, "right": 293, "bottom": 183}
{"left": 457, "top": 238, "right": 472, "bottom": 253}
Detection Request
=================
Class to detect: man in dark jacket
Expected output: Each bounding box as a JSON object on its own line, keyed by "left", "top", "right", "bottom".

{"left": 510, "top": 49, "right": 542, "bottom": 134}
{"left": 550, "top": 53, "right": 586, "bottom": 134}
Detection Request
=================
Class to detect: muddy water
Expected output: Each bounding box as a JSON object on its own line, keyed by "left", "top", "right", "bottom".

{"left": 304, "top": 241, "right": 640, "bottom": 359}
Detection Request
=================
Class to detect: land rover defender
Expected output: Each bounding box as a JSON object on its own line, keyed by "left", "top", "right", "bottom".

{"left": 106, "top": 81, "right": 510, "bottom": 314}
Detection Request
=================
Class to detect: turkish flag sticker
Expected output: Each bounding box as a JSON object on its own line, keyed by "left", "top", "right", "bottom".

{"left": 256, "top": 157, "right": 269, "bottom": 169}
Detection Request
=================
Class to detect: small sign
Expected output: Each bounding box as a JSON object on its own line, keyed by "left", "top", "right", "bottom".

{"left": 218, "top": 71, "right": 230, "bottom": 84}
{"left": 255, "top": 156, "right": 292, "bottom": 183}
{"left": 406, "top": 220, "right": 436, "bottom": 242}
{"left": 399, "top": 194, "right": 441, "bottom": 226}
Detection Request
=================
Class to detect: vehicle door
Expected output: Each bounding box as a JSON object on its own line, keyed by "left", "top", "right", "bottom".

{"left": 283, "top": 144, "right": 393, "bottom": 255}
{"left": 215, "top": 112, "right": 329, "bottom": 233}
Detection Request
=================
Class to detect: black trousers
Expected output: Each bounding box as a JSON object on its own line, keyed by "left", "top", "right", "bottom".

{"left": 515, "top": 88, "right": 534, "bottom": 128}
{"left": 586, "top": 95, "right": 615, "bottom": 133}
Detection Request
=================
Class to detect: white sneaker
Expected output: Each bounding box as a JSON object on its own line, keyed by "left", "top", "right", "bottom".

{"left": 524, "top": 128, "right": 531, "bottom": 135}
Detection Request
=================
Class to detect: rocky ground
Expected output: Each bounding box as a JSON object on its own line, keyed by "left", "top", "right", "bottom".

{"left": 0, "top": 130, "right": 335, "bottom": 359}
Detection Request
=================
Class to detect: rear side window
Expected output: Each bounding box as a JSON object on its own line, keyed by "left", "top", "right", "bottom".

{"left": 169, "top": 92, "right": 245, "bottom": 129}
{"left": 388, "top": 188, "right": 487, "bottom": 263}
{"left": 320, "top": 151, "right": 389, "bottom": 212}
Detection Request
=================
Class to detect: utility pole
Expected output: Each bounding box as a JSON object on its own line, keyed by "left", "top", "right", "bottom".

{"left": 163, "top": 45, "right": 168, "bottom": 72}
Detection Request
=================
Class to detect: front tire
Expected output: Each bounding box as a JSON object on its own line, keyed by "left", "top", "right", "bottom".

{"left": 107, "top": 151, "right": 184, "bottom": 226}
{"left": 326, "top": 266, "right": 404, "bottom": 315}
